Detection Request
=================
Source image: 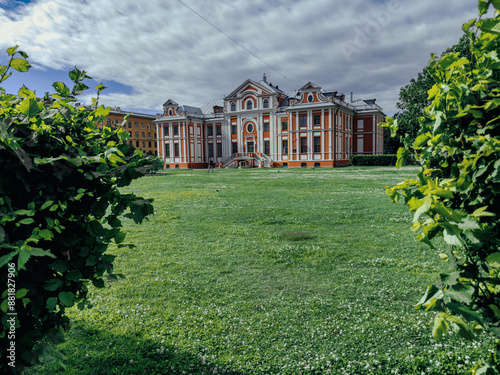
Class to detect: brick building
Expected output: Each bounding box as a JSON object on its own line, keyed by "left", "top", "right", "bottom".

{"left": 102, "top": 108, "right": 158, "bottom": 156}
{"left": 154, "top": 76, "right": 385, "bottom": 168}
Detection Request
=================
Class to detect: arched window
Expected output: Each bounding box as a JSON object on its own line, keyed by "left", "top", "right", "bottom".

{"left": 246, "top": 100, "right": 253, "bottom": 110}
{"left": 308, "top": 95, "right": 314, "bottom": 103}
{"left": 231, "top": 102, "right": 236, "bottom": 111}
{"left": 263, "top": 99, "right": 269, "bottom": 108}
{"left": 168, "top": 109, "right": 173, "bottom": 116}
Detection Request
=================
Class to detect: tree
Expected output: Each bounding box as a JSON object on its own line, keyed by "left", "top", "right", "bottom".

{"left": 385, "top": 35, "right": 471, "bottom": 154}
{"left": 0, "top": 47, "right": 155, "bottom": 373}
{"left": 382, "top": 1, "right": 500, "bottom": 373}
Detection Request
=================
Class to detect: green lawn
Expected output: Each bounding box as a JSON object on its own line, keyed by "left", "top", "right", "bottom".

{"left": 27, "top": 167, "right": 487, "bottom": 374}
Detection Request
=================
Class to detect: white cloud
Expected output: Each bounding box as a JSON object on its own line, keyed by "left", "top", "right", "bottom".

{"left": 0, "top": 0, "right": 481, "bottom": 115}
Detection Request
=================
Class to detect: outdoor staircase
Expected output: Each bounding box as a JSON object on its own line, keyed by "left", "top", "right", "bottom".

{"left": 221, "top": 153, "right": 271, "bottom": 168}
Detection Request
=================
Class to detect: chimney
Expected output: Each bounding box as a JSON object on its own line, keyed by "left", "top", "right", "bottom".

{"left": 263, "top": 73, "right": 267, "bottom": 83}
{"left": 350, "top": 92, "right": 353, "bottom": 102}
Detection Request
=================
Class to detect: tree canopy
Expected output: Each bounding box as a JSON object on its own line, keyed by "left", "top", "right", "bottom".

{"left": 385, "top": 35, "right": 471, "bottom": 154}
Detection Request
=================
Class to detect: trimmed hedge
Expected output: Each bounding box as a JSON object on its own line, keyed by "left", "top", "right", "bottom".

{"left": 350, "top": 154, "right": 416, "bottom": 166}
{"left": 350, "top": 154, "right": 396, "bottom": 166}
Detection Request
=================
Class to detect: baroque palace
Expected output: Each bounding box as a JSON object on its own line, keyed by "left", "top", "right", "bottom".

{"left": 154, "top": 75, "right": 384, "bottom": 169}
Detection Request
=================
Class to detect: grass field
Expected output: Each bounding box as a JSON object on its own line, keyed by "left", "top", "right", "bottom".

{"left": 26, "top": 166, "right": 488, "bottom": 374}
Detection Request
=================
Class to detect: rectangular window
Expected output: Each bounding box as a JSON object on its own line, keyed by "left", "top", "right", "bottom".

{"left": 128, "top": 122, "right": 132, "bottom": 128}
{"left": 165, "top": 143, "right": 170, "bottom": 157}
{"left": 173, "top": 125, "right": 179, "bottom": 136}
{"left": 208, "top": 143, "right": 214, "bottom": 157}
{"left": 313, "top": 115, "right": 321, "bottom": 126}
{"left": 232, "top": 142, "right": 238, "bottom": 154}
{"left": 216, "top": 143, "right": 222, "bottom": 157}
{"left": 142, "top": 132, "right": 145, "bottom": 138}
{"left": 300, "top": 137, "right": 307, "bottom": 153}
{"left": 135, "top": 141, "right": 139, "bottom": 147}
{"left": 174, "top": 143, "right": 179, "bottom": 157}
{"left": 264, "top": 140, "right": 270, "bottom": 155}
{"left": 216, "top": 125, "right": 222, "bottom": 136}
{"left": 314, "top": 136, "right": 321, "bottom": 153}
{"left": 299, "top": 115, "right": 307, "bottom": 127}
{"left": 263, "top": 122, "right": 269, "bottom": 132}
{"left": 135, "top": 132, "right": 139, "bottom": 138}
{"left": 282, "top": 139, "right": 288, "bottom": 154}
{"left": 142, "top": 141, "right": 146, "bottom": 147}
{"left": 164, "top": 126, "right": 169, "bottom": 136}
{"left": 141, "top": 123, "right": 145, "bottom": 129}
{"left": 135, "top": 122, "right": 138, "bottom": 128}
{"left": 207, "top": 126, "right": 213, "bottom": 136}
{"left": 106, "top": 119, "right": 111, "bottom": 125}
{"left": 148, "top": 142, "right": 152, "bottom": 147}
{"left": 357, "top": 137, "right": 364, "bottom": 153}
{"left": 281, "top": 120, "right": 288, "bottom": 131}
{"left": 148, "top": 133, "right": 151, "bottom": 138}
{"left": 357, "top": 120, "right": 364, "bottom": 131}
{"left": 231, "top": 125, "right": 237, "bottom": 134}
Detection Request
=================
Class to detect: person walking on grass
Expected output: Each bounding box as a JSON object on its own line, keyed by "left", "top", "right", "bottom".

{"left": 208, "top": 158, "right": 214, "bottom": 173}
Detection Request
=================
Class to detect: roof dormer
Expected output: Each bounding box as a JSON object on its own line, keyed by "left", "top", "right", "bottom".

{"left": 297, "top": 82, "right": 328, "bottom": 105}
{"left": 162, "top": 99, "right": 180, "bottom": 116}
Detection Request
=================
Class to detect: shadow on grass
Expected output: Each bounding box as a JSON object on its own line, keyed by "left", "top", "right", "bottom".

{"left": 25, "top": 324, "right": 244, "bottom": 375}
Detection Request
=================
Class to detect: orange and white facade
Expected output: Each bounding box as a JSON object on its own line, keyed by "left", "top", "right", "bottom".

{"left": 155, "top": 77, "right": 384, "bottom": 169}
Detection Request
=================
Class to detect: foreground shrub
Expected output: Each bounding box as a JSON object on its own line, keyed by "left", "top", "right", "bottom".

{"left": 0, "top": 47, "right": 155, "bottom": 373}
{"left": 383, "top": 1, "right": 500, "bottom": 372}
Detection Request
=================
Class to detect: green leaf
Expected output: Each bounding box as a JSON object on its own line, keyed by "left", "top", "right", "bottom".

{"left": 442, "top": 224, "right": 464, "bottom": 247}
{"left": 68, "top": 67, "right": 91, "bottom": 83}
{"left": 18, "top": 84, "right": 34, "bottom": 98}
{"left": 0, "top": 72, "right": 12, "bottom": 83}
{"left": 52, "top": 82, "right": 71, "bottom": 97}
{"left": 30, "top": 247, "right": 56, "bottom": 258}
{"left": 433, "top": 313, "right": 449, "bottom": 340}
{"left": 58, "top": 291, "right": 75, "bottom": 307}
{"left": 413, "top": 196, "right": 432, "bottom": 224}
{"left": 15, "top": 288, "right": 28, "bottom": 298}
{"left": 72, "top": 82, "right": 89, "bottom": 96}
{"left": 10, "top": 58, "right": 31, "bottom": 72}
{"left": 416, "top": 284, "right": 442, "bottom": 309}
{"left": 6, "top": 46, "right": 19, "bottom": 56}
{"left": 1, "top": 298, "right": 8, "bottom": 313}
{"left": 487, "top": 252, "right": 500, "bottom": 267}
{"left": 50, "top": 260, "right": 69, "bottom": 273}
{"left": 44, "top": 279, "right": 63, "bottom": 292}
{"left": 471, "top": 206, "right": 495, "bottom": 217}
{"left": 18, "top": 97, "right": 40, "bottom": 117}
{"left": 94, "top": 105, "right": 110, "bottom": 118}
{"left": 0, "top": 251, "right": 16, "bottom": 268}
{"left": 38, "top": 229, "right": 54, "bottom": 241}
{"left": 96, "top": 83, "right": 107, "bottom": 96}
{"left": 448, "top": 302, "right": 483, "bottom": 323}
{"left": 92, "top": 278, "right": 105, "bottom": 288}
{"left": 114, "top": 231, "right": 126, "bottom": 244}
{"left": 65, "top": 270, "right": 82, "bottom": 281}
{"left": 41, "top": 200, "right": 55, "bottom": 210}
{"left": 46, "top": 297, "right": 58, "bottom": 312}
{"left": 17, "top": 247, "right": 31, "bottom": 270}
{"left": 395, "top": 147, "right": 409, "bottom": 169}
{"left": 445, "top": 284, "right": 474, "bottom": 304}
{"left": 18, "top": 218, "right": 35, "bottom": 225}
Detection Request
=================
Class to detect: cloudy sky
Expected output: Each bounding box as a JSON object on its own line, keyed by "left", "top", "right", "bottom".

{"left": 0, "top": 0, "right": 481, "bottom": 116}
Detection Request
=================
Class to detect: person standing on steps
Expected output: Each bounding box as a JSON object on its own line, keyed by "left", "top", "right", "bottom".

{"left": 208, "top": 158, "right": 214, "bottom": 173}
